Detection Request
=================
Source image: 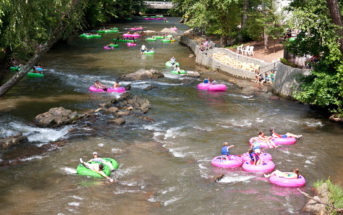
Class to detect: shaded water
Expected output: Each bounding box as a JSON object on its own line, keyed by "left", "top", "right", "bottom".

{"left": 1, "top": 17, "right": 343, "bottom": 214}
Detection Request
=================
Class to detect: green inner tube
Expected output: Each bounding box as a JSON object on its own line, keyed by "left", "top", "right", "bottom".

{"left": 161, "top": 39, "right": 171, "bottom": 43}
{"left": 143, "top": 16, "right": 147, "bottom": 18}
{"left": 165, "top": 61, "right": 179, "bottom": 68}
{"left": 171, "top": 70, "right": 186, "bottom": 75}
{"left": 10, "top": 66, "right": 20, "bottom": 71}
{"left": 27, "top": 72, "right": 44, "bottom": 78}
{"left": 126, "top": 18, "right": 132, "bottom": 21}
{"left": 108, "top": 43, "right": 119, "bottom": 48}
{"left": 81, "top": 34, "right": 102, "bottom": 39}
{"left": 146, "top": 37, "right": 156, "bottom": 41}
{"left": 153, "top": 36, "right": 163, "bottom": 39}
{"left": 143, "top": 50, "right": 155, "bottom": 55}
{"left": 76, "top": 158, "right": 118, "bottom": 178}
{"left": 289, "top": 37, "right": 295, "bottom": 42}
{"left": 116, "top": 39, "right": 134, "bottom": 43}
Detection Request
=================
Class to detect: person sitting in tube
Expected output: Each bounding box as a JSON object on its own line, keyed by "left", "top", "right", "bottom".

{"left": 221, "top": 142, "right": 235, "bottom": 160}
{"left": 175, "top": 65, "right": 181, "bottom": 74}
{"left": 264, "top": 168, "right": 300, "bottom": 179}
{"left": 170, "top": 56, "right": 176, "bottom": 65}
{"left": 258, "top": 131, "right": 277, "bottom": 148}
{"left": 113, "top": 81, "right": 119, "bottom": 88}
{"left": 94, "top": 80, "right": 107, "bottom": 91}
{"left": 269, "top": 128, "right": 302, "bottom": 139}
{"left": 140, "top": 44, "right": 147, "bottom": 54}
{"left": 79, "top": 157, "right": 114, "bottom": 182}
{"left": 248, "top": 148, "right": 262, "bottom": 165}
{"left": 87, "top": 152, "right": 115, "bottom": 171}
{"left": 250, "top": 138, "right": 261, "bottom": 153}
{"left": 209, "top": 78, "right": 217, "bottom": 84}
{"left": 203, "top": 77, "right": 209, "bottom": 84}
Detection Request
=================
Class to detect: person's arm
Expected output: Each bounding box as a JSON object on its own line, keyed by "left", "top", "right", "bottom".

{"left": 96, "top": 170, "right": 114, "bottom": 182}
{"left": 228, "top": 145, "right": 235, "bottom": 149}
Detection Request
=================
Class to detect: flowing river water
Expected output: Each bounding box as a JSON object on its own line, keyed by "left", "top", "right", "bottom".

{"left": 1, "top": 17, "right": 343, "bottom": 215}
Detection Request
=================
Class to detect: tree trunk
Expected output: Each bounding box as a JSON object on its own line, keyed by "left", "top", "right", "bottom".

{"left": 326, "top": 0, "right": 343, "bottom": 53}
{"left": 0, "top": 0, "right": 81, "bottom": 97}
{"left": 242, "top": 0, "right": 249, "bottom": 30}
{"left": 264, "top": 27, "right": 269, "bottom": 52}
{"left": 220, "top": 35, "right": 228, "bottom": 47}
{"left": 237, "top": 0, "right": 249, "bottom": 42}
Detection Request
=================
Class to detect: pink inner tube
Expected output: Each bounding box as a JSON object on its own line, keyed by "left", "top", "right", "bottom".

{"left": 123, "top": 34, "right": 140, "bottom": 38}
{"left": 127, "top": 43, "right": 136, "bottom": 47}
{"left": 197, "top": 83, "right": 210, "bottom": 90}
{"left": 272, "top": 137, "right": 296, "bottom": 145}
{"left": 269, "top": 174, "right": 306, "bottom": 187}
{"left": 249, "top": 137, "right": 275, "bottom": 149}
{"left": 211, "top": 155, "right": 243, "bottom": 168}
{"left": 130, "top": 27, "right": 143, "bottom": 31}
{"left": 241, "top": 152, "right": 272, "bottom": 162}
{"left": 171, "top": 27, "right": 177, "bottom": 31}
{"left": 208, "top": 84, "right": 227, "bottom": 92}
{"left": 103, "top": 46, "right": 113, "bottom": 50}
{"left": 242, "top": 160, "right": 275, "bottom": 173}
{"left": 89, "top": 86, "right": 126, "bottom": 93}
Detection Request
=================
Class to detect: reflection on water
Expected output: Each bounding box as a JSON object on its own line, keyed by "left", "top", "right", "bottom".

{"left": 0, "top": 17, "right": 343, "bottom": 215}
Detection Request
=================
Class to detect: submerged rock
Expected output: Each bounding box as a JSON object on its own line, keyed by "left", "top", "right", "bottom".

{"left": 143, "top": 85, "right": 156, "bottom": 91}
{"left": 108, "top": 118, "right": 125, "bottom": 125}
{"left": 34, "top": 107, "right": 79, "bottom": 127}
{"left": 185, "top": 71, "right": 200, "bottom": 78}
{"left": 119, "top": 69, "right": 164, "bottom": 81}
{"left": 0, "top": 134, "right": 28, "bottom": 149}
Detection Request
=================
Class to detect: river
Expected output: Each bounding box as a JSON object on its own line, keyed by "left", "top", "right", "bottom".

{"left": 0, "top": 17, "right": 343, "bottom": 215}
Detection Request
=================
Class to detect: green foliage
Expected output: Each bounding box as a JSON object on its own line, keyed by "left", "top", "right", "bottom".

{"left": 314, "top": 178, "right": 343, "bottom": 214}
{"left": 0, "top": 0, "right": 143, "bottom": 63}
{"left": 280, "top": 58, "right": 297, "bottom": 68}
{"left": 289, "top": 0, "right": 343, "bottom": 115}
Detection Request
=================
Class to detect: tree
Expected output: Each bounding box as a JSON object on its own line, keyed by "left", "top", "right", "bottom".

{"left": 287, "top": 0, "right": 343, "bottom": 116}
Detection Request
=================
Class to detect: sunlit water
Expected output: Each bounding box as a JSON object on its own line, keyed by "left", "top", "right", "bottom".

{"left": 0, "top": 17, "right": 343, "bottom": 215}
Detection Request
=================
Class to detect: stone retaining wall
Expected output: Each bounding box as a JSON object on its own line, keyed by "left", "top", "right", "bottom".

{"left": 273, "top": 62, "right": 311, "bottom": 98}
{"left": 180, "top": 35, "right": 312, "bottom": 98}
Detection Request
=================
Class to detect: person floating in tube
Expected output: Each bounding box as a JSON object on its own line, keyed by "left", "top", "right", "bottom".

{"left": 140, "top": 44, "right": 147, "bottom": 55}
{"left": 94, "top": 80, "right": 108, "bottom": 91}
{"left": 79, "top": 157, "right": 114, "bottom": 183}
{"left": 221, "top": 142, "right": 235, "bottom": 160}
{"left": 269, "top": 128, "right": 302, "bottom": 139}
{"left": 170, "top": 56, "right": 176, "bottom": 66}
{"left": 264, "top": 168, "right": 300, "bottom": 179}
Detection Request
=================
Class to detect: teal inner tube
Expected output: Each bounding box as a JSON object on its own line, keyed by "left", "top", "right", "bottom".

{"left": 165, "top": 61, "right": 179, "bottom": 68}
{"left": 161, "top": 39, "right": 171, "bottom": 43}
{"left": 27, "top": 72, "right": 44, "bottom": 78}
{"left": 146, "top": 37, "right": 156, "bottom": 41}
{"left": 153, "top": 36, "right": 163, "bottom": 39}
{"left": 144, "top": 50, "right": 155, "bottom": 55}
{"left": 76, "top": 158, "right": 118, "bottom": 178}
{"left": 171, "top": 70, "right": 186, "bottom": 75}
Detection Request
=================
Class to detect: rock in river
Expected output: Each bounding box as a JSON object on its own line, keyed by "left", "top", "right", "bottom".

{"left": 34, "top": 107, "right": 79, "bottom": 127}
{"left": 119, "top": 69, "right": 164, "bottom": 81}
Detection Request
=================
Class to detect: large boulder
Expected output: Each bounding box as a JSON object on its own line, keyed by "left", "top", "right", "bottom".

{"left": 0, "top": 134, "right": 28, "bottom": 149}
{"left": 34, "top": 107, "right": 79, "bottom": 127}
{"left": 119, "top": 69, "right": 164, "bottom": 81}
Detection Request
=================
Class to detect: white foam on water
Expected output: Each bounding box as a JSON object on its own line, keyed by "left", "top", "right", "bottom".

{"left": 218, "top": 175, "right": 255, "bottom": 184}
{"left": 227, "top": 93, "right": 254, "bottom": 99}
{"left": 111, "top": 148, "right": 124, "bottom": 153}
{"left": 119, "top": 181, "right": 137, "bottom": 187}
{"left": 61, "top": 167, "right": 77, "bottom": 175}
{"left": 193, "top": 125, "right": 213, "bottom": 132}
{"left": 255, "top": 118, "right": 264, "bottom": 123}
{"left": 305, "top": 160, "right": 313, "bottom": 164}
{"left": 115, "top": 166, "right": 141, "bottom": 177}
{"left": 161, "top": 187, "right": 176, "bottom": 195}
{"left": 148, "top": 196, "right": 157, "bottom": 202}
{"left": 143, "top": 121, "right": 166, "bottom": 132}
{"left": 97, "top": 143, "right": 104, "bottom": 147}
{"left": 163, "top": 196, "right": 182, "bottom": 206}
{"left": 168, "top": 148, "right": 187, "bottom": 158}
{"left": 113, "top": 189, "right": 140, "bottom": 195}
{"left": 293, "top": 152, "right": 304, "bottom": 157}
{"left": 164, "top": 126, "right": 185, "bottom": 140}
{"left": 305, "top": 121, "right": 324, "bottom": 127}
{"left": 71, "top": 195, "right": 83, "bottom": 200}
{"left": 8, "top": 122, "right": 72, "bottom": 143}
{"left": 153, "top": 81, "right": 183, "bottom": 86}
{"left": 66, "top": 208, "right": 75, "bottom": 212}
{"left": 19, "top": 155, "right": 45, "bottom": 162}
{"left": 68, "top": 202, "right": 80, "bottom": 207}
{"left": 221, "top": 119, "right": 252, "bottom": 128}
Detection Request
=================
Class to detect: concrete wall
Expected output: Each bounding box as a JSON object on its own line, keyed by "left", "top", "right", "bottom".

{"left": 180, "top": 36, "right": 259, "bottom": 80}
{"left": 273, "top": 62, "right": 311, "bottom": 98}
{"left": 180, "top": 35, "right": 312, "bottom": 98}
